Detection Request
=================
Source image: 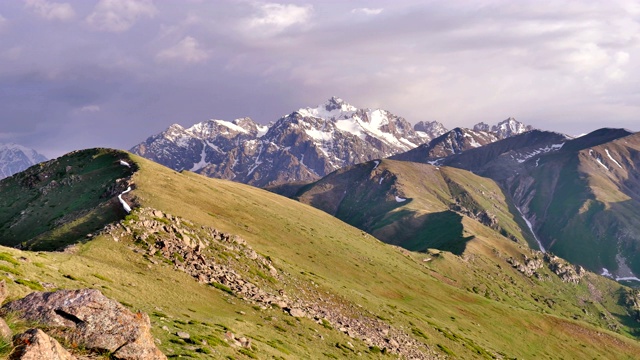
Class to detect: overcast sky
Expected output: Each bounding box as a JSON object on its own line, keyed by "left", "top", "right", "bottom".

{"left": 1, "top": 0, "right": 639, "bottom": 158}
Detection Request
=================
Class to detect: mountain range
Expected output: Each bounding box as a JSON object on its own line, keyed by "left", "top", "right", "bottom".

{"left": 131, "top": 98, "right": 531, "bottom": 187}
{"left": 0, "top": 143, "right": 47, "bottom": 180}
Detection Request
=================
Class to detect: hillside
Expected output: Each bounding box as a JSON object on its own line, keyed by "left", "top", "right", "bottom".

{"left": 294, "top": 159, "right": 531, "bottom": 253}
{"left": 0, "top": 150, "right": 639, "bottom": 359}
{"left": 0, "top": 148, "right": 134, "bottom": 250}
{"left": 388, "top": 128, "right": 640, "bottom": 281}
{"left": 504, "top": 130, "right": 640, "bottom": 279}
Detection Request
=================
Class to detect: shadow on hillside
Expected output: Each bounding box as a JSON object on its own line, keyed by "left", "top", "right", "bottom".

{"left": 372, "top": 210, "right": 474, "bottom": 255}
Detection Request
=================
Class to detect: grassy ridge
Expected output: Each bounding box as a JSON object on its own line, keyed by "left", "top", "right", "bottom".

{"left": 0, "top": 148, "right": 133, "bottom": 250}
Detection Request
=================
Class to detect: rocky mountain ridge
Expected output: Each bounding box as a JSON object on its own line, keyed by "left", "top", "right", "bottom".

{"left": 106, "top": 206, "right": 433, "bottom": 359}
{"left": 131, "top": 98, "right": 535, "bottom": 187}
{"left": 132, "top": 97, "right": 449, "bottom": 187}
{"left": 390, "top": 118, "right": 535, "bottom": 164}
{"left": 0, "top": 143, "right": 47, "bottom": 180}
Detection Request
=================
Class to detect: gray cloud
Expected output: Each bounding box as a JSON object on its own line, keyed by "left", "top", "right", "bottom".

{"left": 24, "top": 0, "right": 76, "bottom": 21}
{"left": 0, "top": 0, "right": 638, "bottom": 157}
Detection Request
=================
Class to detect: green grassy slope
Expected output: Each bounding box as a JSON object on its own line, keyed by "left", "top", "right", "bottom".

{"left": 0, "top": 150, "right": 639, "bottom": 359}
{"left": 295, "top": 159, "right": 534, "bottom": 253}
{"left": 128, "top": 154, "right": 640, "bottom": 358}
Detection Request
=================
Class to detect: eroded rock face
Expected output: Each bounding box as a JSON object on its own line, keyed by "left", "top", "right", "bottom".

{"left": 10, "top": 328, "right": 75, "bottom": 360}
{"left": 2, "top": 289, "right": 166, "bottom": 360}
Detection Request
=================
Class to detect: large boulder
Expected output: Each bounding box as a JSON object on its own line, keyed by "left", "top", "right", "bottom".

{"left": 2, "top": 289, "right": 165, "bottom": 360}
{"left": 10, "top": 328, "right": 75, "bottom": 360}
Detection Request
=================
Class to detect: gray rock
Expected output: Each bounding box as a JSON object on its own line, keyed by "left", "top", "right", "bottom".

{"left": 10, "top": 328, "right": 75, "bottom": 360}
{"left": 176, "top": 331, "right": 190, "bottom": 340}
{"left": 2, "top": 289, "right": 166, "bottom": 360}
{"left": 289, "top": 308, "right": 306, "bottom": 318}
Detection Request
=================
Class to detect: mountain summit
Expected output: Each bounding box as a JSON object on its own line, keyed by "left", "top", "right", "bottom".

{"left": 473, "top": 117, "right": 533, "bottom": 139}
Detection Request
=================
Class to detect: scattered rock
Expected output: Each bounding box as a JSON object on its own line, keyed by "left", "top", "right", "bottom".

{"left": 10, "top": 328, "right": 75, "bottom": 360}
{"left": 2, "top": 289, "right": 166, "bottom": 360}
{"left": 0, "top": 317, "right": 11, "bottom": 340}
{"left": 176, "top": 331, "right": 190, "bottom": 340}
{"left": 238, "top": 336, "right": 251, "bottom": 349}
{"left": 289, "top": 308, "right": 306, "bottom": 318}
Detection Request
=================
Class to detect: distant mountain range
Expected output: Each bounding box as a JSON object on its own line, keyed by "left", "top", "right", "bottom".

{"left": 0, "top": 143, "right": 47, "bottom": 179}
{"left": 131, "top": 97, "right": 532, "bottom": 187}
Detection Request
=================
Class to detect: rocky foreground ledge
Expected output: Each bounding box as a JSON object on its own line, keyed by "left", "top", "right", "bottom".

{"left": 0, "top": 282, "right": 165, "bottom": 359}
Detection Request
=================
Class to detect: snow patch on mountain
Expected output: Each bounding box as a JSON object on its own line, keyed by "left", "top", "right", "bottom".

{"left": 589, "top": 150, "right": 609, "bottom": 171}
{"left": 605, "top": 149, "right": 623, "bottom": 168}
{"left": 515, "top": 143, "right": 564, "bottom": 163}
{"left": 118, "top": 187, "right": 132, "bottom": 213}
{"left": 213, "top": 119, "right": 249, "bottom": 134}
{"left": 191, "top": 142, "right": 208, "bottom": 171}
{"left": 516, "top": 205, "right": 546, "bottom": 253}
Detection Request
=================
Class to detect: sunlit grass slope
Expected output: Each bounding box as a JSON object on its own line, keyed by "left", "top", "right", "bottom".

{"left": 128, "top": 154, "right": 640, "bottom": 358}
{"left": 294, "top": 159, "right": 536, "bottom": 253}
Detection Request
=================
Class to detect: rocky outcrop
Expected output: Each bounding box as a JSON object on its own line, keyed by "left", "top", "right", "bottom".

{"left": 507, "top": 255, "right": 544, "bottom": 277}
{"left": 507, "top": 253, "right": 585, "bottom": 283}
{"left": 10, "top": 328, "right": 75, "bottom": 360}
{"left": 2, "top": 289, "right": 166, "bottom": 360}
{"left": 107, "top": 207, "right": 436, "bottom": 359}
{"left": 545, "top": 254, "right": 586, "bottom": 283}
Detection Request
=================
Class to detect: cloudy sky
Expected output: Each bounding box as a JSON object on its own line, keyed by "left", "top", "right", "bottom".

{"left": 0, "top": 0, "right": 639, "bottom": 158}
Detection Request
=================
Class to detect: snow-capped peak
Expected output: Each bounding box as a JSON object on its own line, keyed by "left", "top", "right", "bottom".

{"left": 296, "top": 97, "right": 358, "bottom": 120}
{"left": 0, "top": 143, "right": 48, "bottom": 179}
{"left": 414, "top": 121, "right": 448, "bottom": 141}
